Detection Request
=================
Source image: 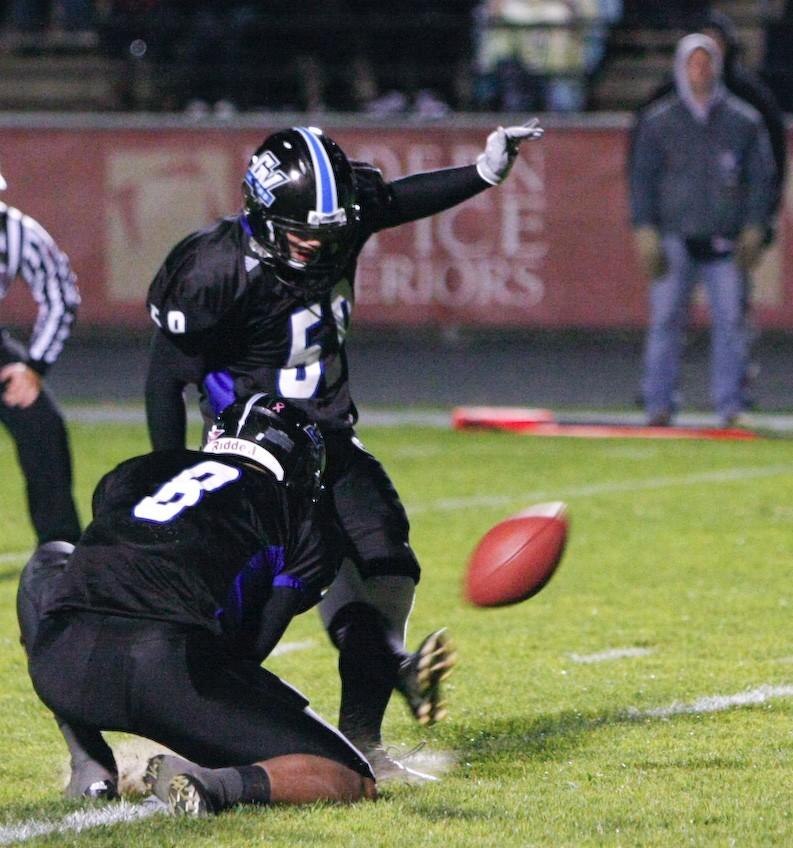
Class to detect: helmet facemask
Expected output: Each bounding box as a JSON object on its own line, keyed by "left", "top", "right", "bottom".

{"left": 244, "top": 200, "right": 361, "bottom": 299}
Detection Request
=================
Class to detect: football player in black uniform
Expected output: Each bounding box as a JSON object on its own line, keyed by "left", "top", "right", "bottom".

{"left": 18, "top": 394, "right": 376, "bottom": 815}
{"left": 0, "top": 167, "right": 81, "bottom": 546}
{"left": 144, "top": 121, "right": 543, "bottom": 777}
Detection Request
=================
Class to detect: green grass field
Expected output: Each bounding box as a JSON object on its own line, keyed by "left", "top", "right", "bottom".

{"left": 2, "top": 411, "right": 793, "bottom": 846}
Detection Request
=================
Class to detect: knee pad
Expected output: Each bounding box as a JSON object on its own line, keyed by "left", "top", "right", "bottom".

{"left": 17, "top": 541, "right": 74, "bottom": 652}
{"left": 355, "top": 554, "right": 421, "bottom": 584}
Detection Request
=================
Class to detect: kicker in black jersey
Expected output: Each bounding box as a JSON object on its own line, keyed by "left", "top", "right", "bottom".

{"left": 145, "top": 128, "right": 490, "bottom": 437}
{"left": 143, "top": 122, "right": 543, "bottom": 770}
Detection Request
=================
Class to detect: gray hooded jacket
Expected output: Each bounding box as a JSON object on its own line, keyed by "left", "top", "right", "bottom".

{"left": 630, "top": 33, "right": 776, "bottom": 242}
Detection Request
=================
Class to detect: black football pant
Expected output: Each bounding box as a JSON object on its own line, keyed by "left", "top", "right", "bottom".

{"left": 319, "top": 431, "right": 421, "bottom": 746}
{"left": 198, "top": 406, "right": 424, "bottom": 746}
{"left": 18, "top": 544, "right": 371, "bottom": 777}
{"left": 29, "top": 612, "right": 373, "bottom": 777}
{"left": 0, "top": 332, "right": 81, "bottom": 544}
{"left": 321, "top": 430, "right": 420, "bottom": 583}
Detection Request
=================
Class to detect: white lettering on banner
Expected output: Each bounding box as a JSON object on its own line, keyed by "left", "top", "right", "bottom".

{"left": 436, "top": 194, "right": 494, "bottom": 258}
{"left": 349, "top": 140, "right": 548, "bottom": 312}
{"left": 365, "top": 256, "right": 544, "bottom": 307}
{"left": 414, "top": 216, "right": 433, "bottom": 259}
{"left": 406, "top": 145, "right": 445, "bottom": 174}
{"left": 507, "top": 149, "right": 545, "bottom": 193}
{"left": 502, "top": 195, "right": 546, "bottom": 257}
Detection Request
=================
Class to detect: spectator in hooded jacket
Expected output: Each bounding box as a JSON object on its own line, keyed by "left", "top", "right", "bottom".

{"left": 629, "top": 10, "right": 787, "bottom": 411}
{"left": 629, "top": 34, "right": 776, "bottom": 428}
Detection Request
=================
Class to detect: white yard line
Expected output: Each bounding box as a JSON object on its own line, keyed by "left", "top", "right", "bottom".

{"left": 59, "top": 404, "right": 793, "bottom": 432}
{"left": 0, "top": 797, "right": 166, "bottom": 845}
{"left": 633, "top": 684, "right": 793, "bottom": 719}
{"left": 408, "top": 463, "right": 793, "bottom": 514}
{"left": 0, "top": 552, "right": 27, "bottom": 565}
{"left": 270, "top": 639, "right": 316, "bottom": 657}
{"left": 2, "top": 682, "right": 792, "bottom": 843}
{"left": 570, "top": 647, "right": 655, "bottom": 664}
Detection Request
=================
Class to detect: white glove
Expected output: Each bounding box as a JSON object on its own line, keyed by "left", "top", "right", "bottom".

{"left": 476, "top": 118, "right": 544, "bottom": 186}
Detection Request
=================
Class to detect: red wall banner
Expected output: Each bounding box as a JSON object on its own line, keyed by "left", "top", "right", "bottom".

{"left": 1, "top": 121, "right": 790, "bottom": 329}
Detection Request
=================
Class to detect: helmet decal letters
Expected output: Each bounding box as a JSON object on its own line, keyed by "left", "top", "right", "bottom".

{"left": 244, "top": 150, "right": 289, "bottom": 208}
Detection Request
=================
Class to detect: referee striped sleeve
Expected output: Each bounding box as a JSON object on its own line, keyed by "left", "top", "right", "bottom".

{"left": 14, "top": 208, "right": 80, "bottom": 371}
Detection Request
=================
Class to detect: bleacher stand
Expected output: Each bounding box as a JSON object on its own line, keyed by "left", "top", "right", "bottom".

{"left": 5, "top": 0, "right": 96, "bottom": 41}
{"left": 0, "top": 1, "right": 789, "bottom": 114}
{"left": 763, "top": 0, "right": 793, "bottom": 112}
{"left": 473, "top": 0, "right": 623, "bottom": 112}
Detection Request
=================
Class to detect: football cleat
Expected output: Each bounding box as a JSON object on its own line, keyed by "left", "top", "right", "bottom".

{"left": 396, "top": 628, "right": 456, "bottom": 726}
{"left": 364, "top": 745, "right": 438, "bottom": 784}
{"left": 143, "top": 754, "right": 197, "bottom": 803}
{"left": 65, "top": 763, "right": 118, "bottom": 801}
{"left": 82, "top": 779, "right": 118, "bottom": 800}
{"left": 168, "top": 773, "right": 214, "bottom": 817}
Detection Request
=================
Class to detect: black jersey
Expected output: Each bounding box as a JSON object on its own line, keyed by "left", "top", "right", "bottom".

{"left": 147, "top": 215, "right": 360, "bottom": 428}
{"left": 46, "top": 450, "right": 329, "bottom": 635}
{"left": 146, "top": 162, "right": 489, "bottom": 443}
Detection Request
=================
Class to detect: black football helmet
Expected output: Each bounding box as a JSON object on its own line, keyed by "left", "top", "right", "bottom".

{"left": 242, "top": 127, "right": 361, "bottom": 299}
{"left": 203, "top": 393, "right": 325, "bottom": 502}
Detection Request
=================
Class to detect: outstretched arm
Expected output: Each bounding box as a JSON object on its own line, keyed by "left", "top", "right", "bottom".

{"left": 15, "top": 211, "right": 80, "bottom": 376}
{"left": 375, "top": 120, "right": 544, "bottom": 229}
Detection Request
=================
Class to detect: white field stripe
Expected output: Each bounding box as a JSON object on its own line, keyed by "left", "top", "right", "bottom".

{"left": 55, "top": 405, "right": 793, "bottom": 432}
{"left": 0, "top": 551, "right": 27, "bottom": 564}
{"left": 408, "top": 463, "right": 793, "bottom": 515}
{"left": 0, "top": 797, "right": 166, "bottom": 845}
{"left": 570, "top": 647, "right": 655, "bottom": 664}
{"left": 1, "top": 685, "right": 791, "bottom": 844}
{"left": 631, "top": 684, "right": 793, "bottom": 719}
{"left": 270, "top": 638, "right": 316, "bottom": 657}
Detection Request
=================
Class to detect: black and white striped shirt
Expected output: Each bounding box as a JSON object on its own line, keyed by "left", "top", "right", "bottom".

{"left": 0, "top": 201, "right": 80, "bottom": 374}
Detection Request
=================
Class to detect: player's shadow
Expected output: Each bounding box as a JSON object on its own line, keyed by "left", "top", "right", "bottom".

{"left": 444, "top": 706, "right": 680, "bottom": 767}
{"left": 0, "top": 565, "right": 22, "bottom": 583}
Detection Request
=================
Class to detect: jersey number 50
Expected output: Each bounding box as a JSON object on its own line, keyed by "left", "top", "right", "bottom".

{"left": 278, "top": 292, "right": 350, "bottom": 399}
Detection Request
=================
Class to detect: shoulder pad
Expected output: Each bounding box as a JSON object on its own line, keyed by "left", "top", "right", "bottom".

{"left": 351, "top": 161, "right": 395, "bottom": 213}
{"left": 146, "top": 218, "right": 246, "bottom": 334}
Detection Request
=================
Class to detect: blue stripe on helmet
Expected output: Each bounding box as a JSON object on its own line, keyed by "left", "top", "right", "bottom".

{"left": 294, "top": 127, "right": 337, "bottom": 215}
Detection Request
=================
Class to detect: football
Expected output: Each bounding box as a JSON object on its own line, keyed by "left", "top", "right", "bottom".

{"left": 464, "top": 501, "right": 569, "bottom": 607}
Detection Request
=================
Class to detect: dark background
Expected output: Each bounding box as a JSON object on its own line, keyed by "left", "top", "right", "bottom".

{"left": 43, "top": 327, "right": 793, "bottom": 413}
